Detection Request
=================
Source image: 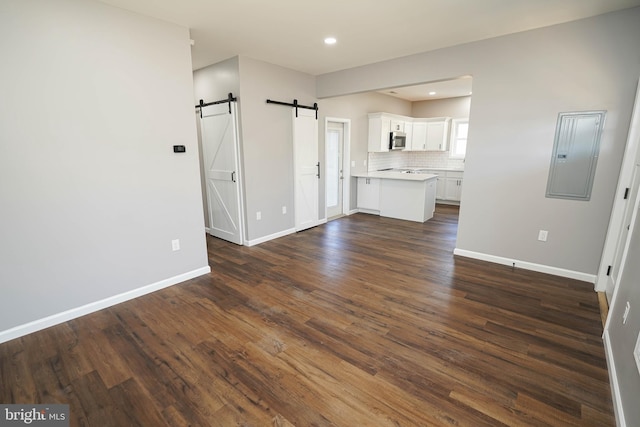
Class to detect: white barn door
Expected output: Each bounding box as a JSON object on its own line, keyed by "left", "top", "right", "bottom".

{"left": 200, "top": 103, "right": 244, "bottom": 245}
{"left": 293, "top": 108, "right": 320, "bottom": 231}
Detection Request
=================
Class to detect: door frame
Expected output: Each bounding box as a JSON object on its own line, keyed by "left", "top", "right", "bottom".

{"left": 596, "top": 77, "right": 640, "bottom": 298}
{"left": 324, "top": 117, "right": 351, "bottom": 219}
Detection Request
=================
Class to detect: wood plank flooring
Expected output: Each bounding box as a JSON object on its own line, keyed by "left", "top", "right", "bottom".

{"left": 0, "top": 205, "right": 615, "bottom": 426}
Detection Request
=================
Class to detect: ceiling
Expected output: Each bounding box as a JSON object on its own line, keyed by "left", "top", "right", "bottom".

{"left": 99, "top": 0, "right": 640, "bottom": 77}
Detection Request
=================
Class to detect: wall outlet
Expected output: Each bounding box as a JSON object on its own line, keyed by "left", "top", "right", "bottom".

{"left": 282, "top": 206, "right": 287, "bottom": 214}
{"left": 363, "top": 160, "right": 367, "bottom": 166}
{"left": 171, "top": 239, "right": 180, "bottom": 251}
{"left": 256, "top": 211, "right": 261, "bottom": 220}
{"left": 351, "top": 160, "right": 355, "bottom": 167}
{"left": 538, "top": 230, "right": 548, "bottom": 242}
{"left": 623, "top": 301, "right": 631, "bottom": 324}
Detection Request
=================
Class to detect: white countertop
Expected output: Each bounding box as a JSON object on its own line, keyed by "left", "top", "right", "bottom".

{"left": 352, "top": 171, "right": 438, "bottom": 181}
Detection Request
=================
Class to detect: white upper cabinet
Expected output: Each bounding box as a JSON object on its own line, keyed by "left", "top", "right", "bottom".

{"left": 368, "top": 113, "right": 391, "bottom": 152}
{"left": 410, "top": 120, "right": 428, "bottom": 151}
{"left": 390, "top": 119, "right": 405, "bottom": 132}
{"left": 425, "top": 118, "right": 451, "bottom": 151}
{"left": 404, "top": 121, "right": 414, "bottom": 149}
{"left": 369, "top": 113, "right": 452, "bottom": 152}
{"left": 368, "top": 112, "right": 411, "bottom": 152}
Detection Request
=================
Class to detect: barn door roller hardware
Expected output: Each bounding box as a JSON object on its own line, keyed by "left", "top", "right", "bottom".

{"left": 196, "top": 92, "right": 237, "bottom": 117}
{"left": 266, "top": 98, "right": 318, "bottom": 119}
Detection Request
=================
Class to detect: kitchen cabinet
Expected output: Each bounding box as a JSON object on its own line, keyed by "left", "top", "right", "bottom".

{"left": 410, "top": 120, "right": 428, "bottom": 151}
{"left": 379, "top": 177, "right": 436, "bottom": 222}
{"left": 424, "top": 170, "right": 463, "bottom": 203}
{"left": 425, "top": 118, "right": 451, "bottom": 151}
{"left": 404, "top": 121, "right": 413, "bottom": 149}
{"left": 445, "top": 172, "right": 463, "bottom": 201}
{"left": 369, "top": 113, "right": 452, "bottom": 152}
{"left": 355, "top": 171, "right": 437, "bottom": 222}
{"left": 357, "top": 177, "right": 380, "bottom": 211}
{"left": 424, "top": 170, "right": 445, "bottom": 199}
{"left": 390, "top": 119, "right": 405, "bottom": 132}
{"left": 368, "top": 113, "right": 391, "bottom": 152}
{"left": 368, "top": 113, "right": 413, "bottom": 152}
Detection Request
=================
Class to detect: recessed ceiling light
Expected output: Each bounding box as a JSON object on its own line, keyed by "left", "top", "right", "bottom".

{"left": 324, "top": 37, "right": 337, "bottom": 45}
{"left": 429, "top": 91, "right": 436, "bottom": 96}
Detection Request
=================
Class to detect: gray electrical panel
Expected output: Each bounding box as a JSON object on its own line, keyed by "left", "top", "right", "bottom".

{"left": 546, "top": 111, "right": 606, "bottom": 201}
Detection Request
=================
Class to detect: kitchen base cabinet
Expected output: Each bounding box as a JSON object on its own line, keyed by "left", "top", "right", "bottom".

{"left": 444, "top": 177, "right": 463, "bottom": 201}
{"left": 424, "top": 170, "right": 463, "bottom": 204}
{"left": 379, "top": 178, "right": 436, "bottom": 222}
{"left": 357, "top": 177, "right": 380, "bottom": 212}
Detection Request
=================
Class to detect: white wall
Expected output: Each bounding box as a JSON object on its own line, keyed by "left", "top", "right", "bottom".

{"left": 0, "top": 0, "right": 209, "bottom": 339}
{"left": 317, "top": 8, "right": 640, "bottom": 279}
{"left": 607, "top": 196, "right": 640, "bottom": 424}
{"left": 412, "top": 96, "right": 471, "bottom": 119}
{"left": 238, "top": 57, "right": 317, "bottom": 241}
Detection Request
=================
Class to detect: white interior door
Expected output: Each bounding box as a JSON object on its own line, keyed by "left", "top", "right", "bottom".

{"left": 293, "top": 108, "right": 320, "bottom": 231}
{"left": 326, "top": 122, "right": 344, "bottom": 219}
{"left": 200, "top": 103, "right": 244, "bottom": 245}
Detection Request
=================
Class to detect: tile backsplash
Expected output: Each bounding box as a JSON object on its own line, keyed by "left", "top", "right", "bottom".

{"left": 368, "top": 151, "right": 464, "bottom": 171}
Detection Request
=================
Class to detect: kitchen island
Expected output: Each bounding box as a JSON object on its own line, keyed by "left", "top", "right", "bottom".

{"left": 353, "top": 170, "right": 437, "bottom": 222}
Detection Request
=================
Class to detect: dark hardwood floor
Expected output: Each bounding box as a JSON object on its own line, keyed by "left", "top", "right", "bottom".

{"left": 0, "top": 205, "right": 615, "bottom": 426}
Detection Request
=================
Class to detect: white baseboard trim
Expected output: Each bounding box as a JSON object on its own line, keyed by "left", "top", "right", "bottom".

{"left": 348, "top": 209, "right": 359, "bottom": 216}
{"left": 453, "top": 248, "right": 596, "bottom": 283}
{"left": 0, "top": 266, "right": 211, "bottom": 345}
{"left": 245, "top": 227, "right": 296, "bottom": 246}
{"left": 603, "top": 329, "right": 626, "bottom": 427}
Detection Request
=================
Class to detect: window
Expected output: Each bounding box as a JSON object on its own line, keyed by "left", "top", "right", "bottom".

{"left": 449, "top": 119, "right": 468, "bottom": 159}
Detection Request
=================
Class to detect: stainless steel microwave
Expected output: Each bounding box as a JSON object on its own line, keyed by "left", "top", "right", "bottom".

{"left": 390, "top": 131, "right": 407, "bottom": 150}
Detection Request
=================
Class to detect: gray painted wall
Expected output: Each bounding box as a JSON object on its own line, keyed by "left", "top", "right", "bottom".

{"left": 0, "top": 0, "right": 208, "bottom": 332}
{"left": 237, "top": 57, "right": 317, "bottom": 241}
{"left": 317, "top": 8, "right": 640, "bottom": 277}
{"left": 608, "top": 203, "right": 640, "bottom": 424}
{"left": 193, "top": 56, "right": 317, "bottom": 243}
{"left": 412, "top": 96, "right": 471, "bottom": 120}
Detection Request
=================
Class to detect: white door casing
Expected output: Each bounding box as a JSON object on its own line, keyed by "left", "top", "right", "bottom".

{"left": 597, "top": 77, "right": 640, "bottom": 299}
{"left": 200, "top": 103, "right": 244, "bottom": 245}
{"left": 609, "top": 163, "right": 640, "bottom": 300}
{"left": 326, "top": 122, "right": 344, "bottom": 219}
{"left": 293, "top": 108, "right": 320, "bottom": 231}
{"left": 325, "top": 117, "right": 351, "bottom": 219}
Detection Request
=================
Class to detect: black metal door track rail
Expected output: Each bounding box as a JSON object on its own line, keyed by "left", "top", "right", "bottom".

{"left": 196, "top": 93, "right": 237, "bottom": 117}
{"left": 266, "top": 99, "right": 318, "bottom": 119}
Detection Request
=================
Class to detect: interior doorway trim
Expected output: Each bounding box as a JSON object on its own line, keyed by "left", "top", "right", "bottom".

{"left": 596, "top": 77, "right": 640, "bottom": 297}
{"left": 325, "top": 117, "right": 351, "bottom": 219}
